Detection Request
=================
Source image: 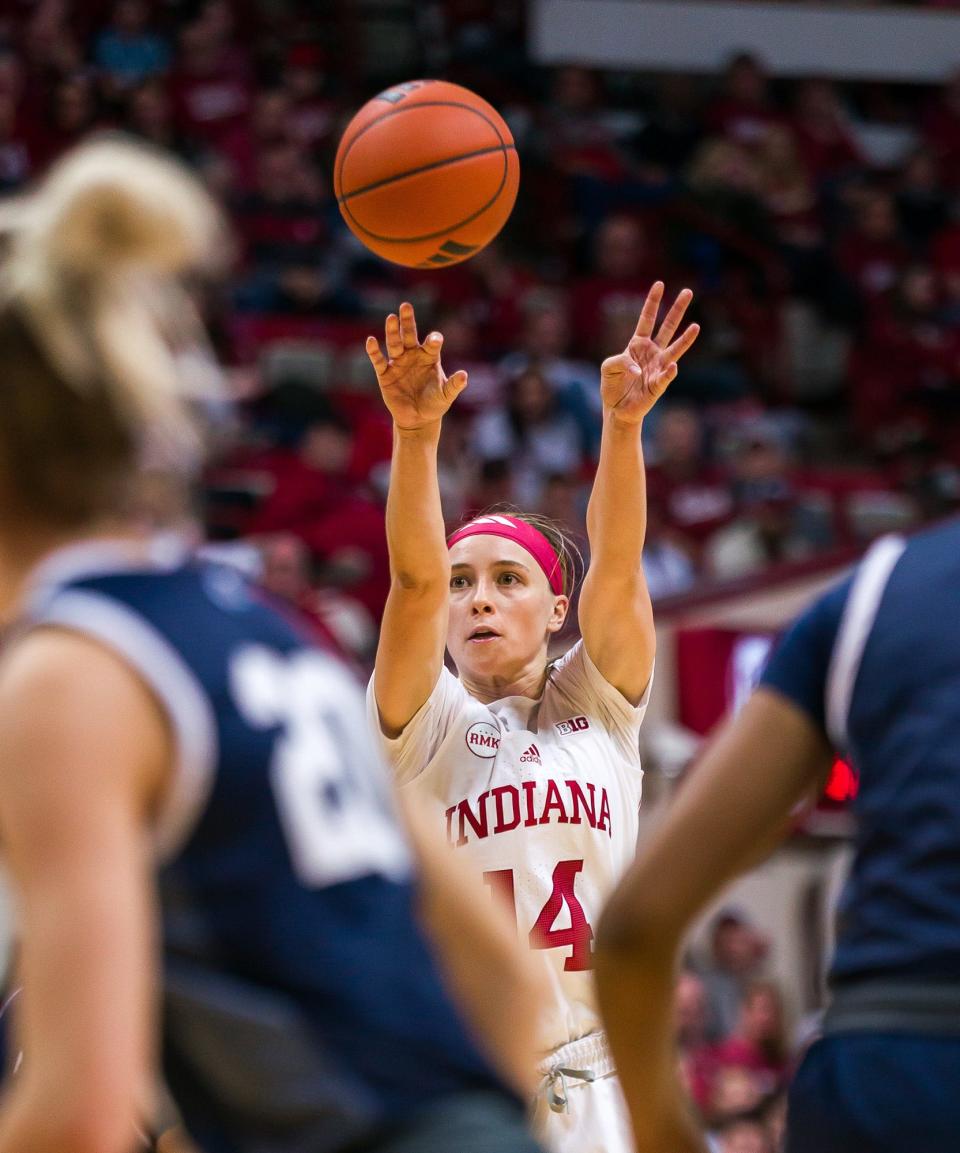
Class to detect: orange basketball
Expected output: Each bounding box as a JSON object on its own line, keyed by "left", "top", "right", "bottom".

{"left": 333, "top": 79, "right": 519, "bottom": 269}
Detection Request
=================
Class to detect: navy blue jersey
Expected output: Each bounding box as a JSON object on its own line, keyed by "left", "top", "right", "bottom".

{"left": 22, "top": 541, "right": 505, "bottom": 1153}
{"left": 761, "top": 519, "right": 960, "bottom": 987}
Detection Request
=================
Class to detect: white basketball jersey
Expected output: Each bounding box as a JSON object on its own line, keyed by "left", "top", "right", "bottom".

{"left": 368, "top": 640, "right": 649, "bottom": 1054}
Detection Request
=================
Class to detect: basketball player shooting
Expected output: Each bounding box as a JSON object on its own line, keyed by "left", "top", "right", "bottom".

{"left": 365, "top": 286, "right": 699, "bottom": 1153}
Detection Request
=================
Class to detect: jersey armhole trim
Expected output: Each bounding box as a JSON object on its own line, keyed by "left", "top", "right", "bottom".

{"left": 825, "top": 534, "right": 906, "bottom": 753}
{"left": 30, "top": 589, "right": 218, "bottom": 861}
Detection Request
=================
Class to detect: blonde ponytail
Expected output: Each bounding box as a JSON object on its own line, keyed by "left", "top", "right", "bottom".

{"left": 2, "top": 135, "right": 225, "bottom": 445}
{"left": 0, "top": 136, "right": 228, "bottom": 525}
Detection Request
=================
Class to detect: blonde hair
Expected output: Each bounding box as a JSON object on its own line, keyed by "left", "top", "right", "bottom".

{"left": 0, "top": 135, "right": 224, "bottom": 525}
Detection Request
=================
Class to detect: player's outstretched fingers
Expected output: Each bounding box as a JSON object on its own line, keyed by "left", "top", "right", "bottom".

{"left": 384, "top": 312, "right": 403, "bottom": 360}
{"left": 664, "top": 322, "right": 701, "bottom": 365}
{"left": 634, "top": 280, "right": 665, "bottom": 340}
{"left": 656, "top": 289, "right": 694, "bottom": 348}
{"left": 424, "top": 330, "right": 443, "bottom": 362}
{"left": 399, "top": 301, "right": 419, "bottom": 349}
{"left": 366, "top": 335, "right": 388, "bottom": 376}
{"left": 447, "top": 369, "right": 469, "bottom": 395}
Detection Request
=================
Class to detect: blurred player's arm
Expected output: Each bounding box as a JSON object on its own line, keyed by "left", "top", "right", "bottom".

{"left": 367, "top": 304, "right": 468, "bottom": 738}
{"left": 402, "top": 797, "right": 545, "bottom": 1098}
{"left": 595, "top": 688, "right": 832, "bottom": 1153}
{"left": 156, "top": 1128, "right": 199, "bottom": 1152}
{"left": 0, "top": 629, "right": 170, "bottom": 1153}
{"left": 580, "top": 283, "right": 699, "bottom": 704}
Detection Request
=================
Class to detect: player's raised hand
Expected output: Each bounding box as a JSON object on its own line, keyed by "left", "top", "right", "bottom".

{"left": 600, "top": 282, "right": 700, "bottom": 423}
{"left": 366, "top": 302, "right": 468, "bottom": 431}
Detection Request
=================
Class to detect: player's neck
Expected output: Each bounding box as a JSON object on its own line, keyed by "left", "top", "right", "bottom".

{"left": 460, "top": 657, "right": 549, "bottom": 705}
{"left": 0, "top": 519, "right": 145, "bottom": 624}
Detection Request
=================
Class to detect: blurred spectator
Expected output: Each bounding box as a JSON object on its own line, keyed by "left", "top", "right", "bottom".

{"left": 436, "top": 409, "right": 475, "bottom": 525}
{"left": 789, "top": 78, "right": 862, "bottom": 188}
{"left": 835, "top": 186, "right": 909, "bottom": 310}
{"left": 21, "top": 2, "right": 84, "bottom": 86}
{"left": 169, "top": 5, "right": 252, "bottom": 155}
{"left": 256, "top": 532, "right": 363, "bottom": 658}
{"left": 896, "top": 148, "right": 950, "bottom": 250}
{"left": 94, "top": 0, "right": 169, "bottom": 97}
{"left": 36, "top": 72, "right": 101, "bottom": 168}
{"left": 471, "top": 367, "right": 584, "bottom": 507}
{"left": 643, "top": 499, "right": 698, "bottom": 601}
{"left": 646, "top": 405, "right": 735, "bottom": 554}
{"left": 705, "top": 495, "right": 812, "bottom": 578}
{"left": 467, "top": 457, "right": 515, "bottom": 514}
{"left": 124, "top": 77, "right": 192, "bottom": 157}
{"left": 675, "top": 969, "right": 717, "bottom": 1114}
{"left": 848, "top": 263, "right": 960, "bottom": 439}
{"left": 708, "top": 54, "right": 782, "bottom": 150}
{"left": 757, "top": 127, "right": 822, "bottom": 255}
{"left": 499, "top": 292, "right": 601, "bottom": 453}
{"left": 698, "top": 908, "right": 770, "bottom": 1039}
{"left": 540, "top": 65, "right": 627, "bottom": 183}
{"left": 711, "top": 980, "right": 792, "bottom": 1095}
{"left": 431, "top": 304, "right": 502, "bottom": 410}
{"left": 240, "top": 389, "right": 389, "bottom": 635}
{"left": 705, "top": 466, "right": 823, "bottom": 580}
{"left": 631, "top": 73, "right": 705, "bottom": 184}
{"left": 259, "top": 531, "right": 321, "bottom": 617}
{"left": 282, "top": 42, "right": 336, "bottom": 151}
{"left": 571, "top": 213, "right": 658, "bottom": 359}
{"left": 233, "top": 143, "right": 349, "bottom": 314}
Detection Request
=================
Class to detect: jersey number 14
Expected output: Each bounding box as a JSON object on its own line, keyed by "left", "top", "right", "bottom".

{"left": 484, "top": 860, "right": 594, "bottom": 971}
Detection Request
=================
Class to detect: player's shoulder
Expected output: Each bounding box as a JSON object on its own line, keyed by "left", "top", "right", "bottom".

{"left": 897, "top": 516, "right": 960, "bottom": 573}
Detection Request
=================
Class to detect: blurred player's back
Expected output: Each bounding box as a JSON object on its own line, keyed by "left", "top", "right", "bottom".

{"left": 23, "top": 543, "right": 525, "bottom": 1151}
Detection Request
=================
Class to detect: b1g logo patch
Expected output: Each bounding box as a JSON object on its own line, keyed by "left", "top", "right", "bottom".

{"left": 465, "top": 721, "right": 501, "bottom": 758}
{"left": 555, "top": 716, "right": 590, "bottom": 736}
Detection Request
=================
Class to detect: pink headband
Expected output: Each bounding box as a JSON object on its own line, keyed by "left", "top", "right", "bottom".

{"left": 447, "top": 515, "right": 564, "bottom": 595}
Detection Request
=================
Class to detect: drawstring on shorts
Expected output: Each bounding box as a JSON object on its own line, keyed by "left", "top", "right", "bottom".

{"left": 536, "top": 1031, "right": 615, "bottom": 1114}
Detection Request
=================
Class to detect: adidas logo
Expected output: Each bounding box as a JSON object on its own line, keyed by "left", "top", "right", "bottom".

{"left": 519, "top": 743, "right": 542, "bottom": 765}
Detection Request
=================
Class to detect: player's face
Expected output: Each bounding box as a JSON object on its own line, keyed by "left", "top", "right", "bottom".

{"left": 447, "top": 535, "right": 567, "bottom": 681}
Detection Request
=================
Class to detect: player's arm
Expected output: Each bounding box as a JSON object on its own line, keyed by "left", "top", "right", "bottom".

{"left": 367, "top": 303, "right": 469, "bottom": 738}
{"left": 401, "top": 797, "right": 546, "bottom": 1098}
{"left": 0, "top": 629, "right": 171, "bottom": 1153}
{"left": 595, "top": 687, "right": 833, "bottom": 1153}
{"left": 579, "top": 283, "right": 699, "bottom": 704}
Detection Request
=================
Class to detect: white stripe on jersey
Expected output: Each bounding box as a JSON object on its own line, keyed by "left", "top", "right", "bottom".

{"left": 825, "top": 534, "right": 906, "bottom": 752}
{"left": 30, "top": 589, "right": 218, "bottom": 860}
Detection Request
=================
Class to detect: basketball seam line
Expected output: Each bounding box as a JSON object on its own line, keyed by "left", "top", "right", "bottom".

{"left": 334, "top": 99, "right": 508, "bottom": 198}
{"left": 337, "top": 144, "right": 516, "bottom": 204}
{"left": 337, "top": 146, "right": 513, "bottom": 245}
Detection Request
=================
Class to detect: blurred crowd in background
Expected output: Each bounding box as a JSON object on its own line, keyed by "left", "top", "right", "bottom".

{"left": 0, "top": 4, "right": 955, "bottom": 1151}
{"left": 0, "top": 0, "right": 958, "bottom": 665}
{"left": 679, "top": 910, "right": 805, "bottom": 1153}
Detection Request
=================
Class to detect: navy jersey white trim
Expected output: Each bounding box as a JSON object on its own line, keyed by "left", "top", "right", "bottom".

{"left": 825, "top": 535, "right": 906, "bottom": 753}
{"left": 13, "top": 543, "right": 508, "bottom": 1150}
{"left": 34, "top": 588, "right": 218, "bottom": 860}
{"left": 763, "top": 518, "right": 960, "bottom": 987}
